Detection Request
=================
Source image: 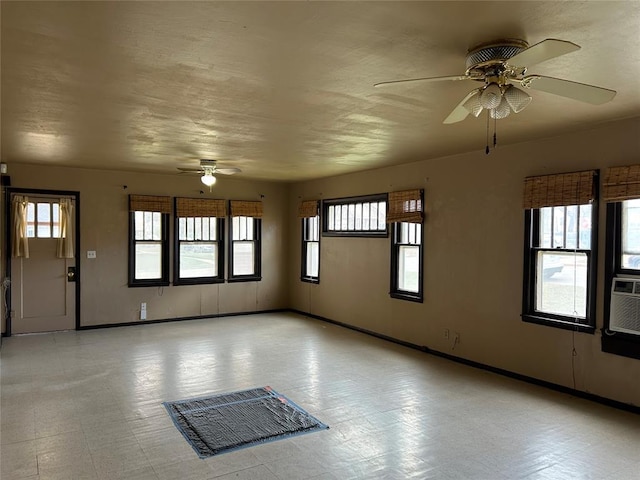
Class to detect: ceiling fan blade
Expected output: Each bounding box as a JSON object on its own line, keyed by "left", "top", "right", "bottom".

{"left": 518, "top": 75, "right": 617, "bottom": 104}
{"left": 374, "top": 75, "right": 471, "bottom": 88}
{"left": 507, "top": 39, "right": 580, "bottom": 68}
{"left": 177, "top": 167, "right": 204, "bottom": 172}
{"left": 443, "top": 90, "right": 479, "bottom": 124}
{"left": 216, "top": 167, "right": 241, "bottom": 175}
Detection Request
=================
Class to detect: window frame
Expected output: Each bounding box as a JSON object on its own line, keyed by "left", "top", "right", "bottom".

{"left": 173, "top": 214, "right": 225, "bottom": 286}
{"left": 301, "top": 214, "right": 320, "bottom": 283}
{"left": 228, "top": 216, "right": 262, "bottom": 283}
{"left": 128, "top": 210, "right": 170, "bottom": 288}
{"left": 602, "top": 201, "right": 640, "bottom": 359}
{"left": 322, "top": 194, "right": 388, "bottom": 238}
{"left": 390, "top": 221, "right": 423, "bottom": 303}
{"left": 522, "top": 204, "right": 598, "bottom": 333}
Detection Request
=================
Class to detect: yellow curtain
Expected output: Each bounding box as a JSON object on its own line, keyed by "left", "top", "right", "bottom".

{"left": 12, "top": 195, "right": 29, "bottom": 258}
{"left": 57, "top": 198, "right": 74, "bottom": 258}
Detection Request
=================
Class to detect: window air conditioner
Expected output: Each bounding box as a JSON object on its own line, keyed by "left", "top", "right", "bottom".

{"left": 609, "top": 278, "right": 640, "bottom": 335}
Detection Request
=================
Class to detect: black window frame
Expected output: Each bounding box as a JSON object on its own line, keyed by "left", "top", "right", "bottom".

{"left": 390, "top": 221, "right": 423, "bottom": 303}
{"left": 173, "top": 214, "right": 225, "bottom": 286}
{"left": 128, "top": 210, "right": 170, "bottom": 288}
{"left": 522, "top": 202, "right": 598, "bottom": 333}
{"left": 301, "top": 214, "right": 320, "bottom": 283}
{"left": 228, "top": 215, "right": 262, "bottom": 282}
{"left": 322, "top": 194, "right": 388, "bottom": 237}
{"left": 602, "top": 201, "right": 640, "bottom": 359}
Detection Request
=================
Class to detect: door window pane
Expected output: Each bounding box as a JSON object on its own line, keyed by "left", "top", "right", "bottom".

{"left": 26, "top": 203, "right": 36, "bottom": 237}
{"left": 52, "top": 204, "right": 60, "bottom": 238}
{"left": 37, "top": 203, "right": 51, "bottom": 238}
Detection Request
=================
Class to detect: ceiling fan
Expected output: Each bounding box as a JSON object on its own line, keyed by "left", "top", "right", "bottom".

{"left": 374, "top": 38, "right": 617, "bottom": 124}
{"left": 177, "top": 159, "right": 241, "bottom": 186}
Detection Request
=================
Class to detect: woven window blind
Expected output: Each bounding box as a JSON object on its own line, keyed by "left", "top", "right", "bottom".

{"left": 230, "top": 200, "right": 263, "bottom": 218}
{"left": 298, "top": 200, "right": 319, "bottom": 218}
{"left": 387, "top": 189, "right": 423, "bottom": 223}
{"left": 176, "top": 198, "right": 226, "bottom": 217}
{"left": 523, "top": 170, "right": 596, "bottom": 209}
{"left": 129, "top": 195, "right": 171, "bottom": 214}
{"left": 602, "top": 165, "right": 640, "bottom": 202}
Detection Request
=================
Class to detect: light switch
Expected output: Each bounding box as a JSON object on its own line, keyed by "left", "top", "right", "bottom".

{"left": 87, "top": 250, "right": 97, "bottom": 259}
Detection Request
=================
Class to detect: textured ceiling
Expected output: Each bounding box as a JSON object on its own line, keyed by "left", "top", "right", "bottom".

{"left": 2, "top": 1, "right": 639, "bottom": 181}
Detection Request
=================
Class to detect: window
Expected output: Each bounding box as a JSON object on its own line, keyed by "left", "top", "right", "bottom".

{"left": 174, "top": 198, "right": 225, "bottom": 285}
{"left": 229, "top": 200, "right": 262, "bottom": 282}
{"left": 522, "top": 171, "right": 598, "bottom": 331}
{"left": 323, "top": 194, "right": 387, "bottom": 236}
{"left": 389, "top": 190, "right": 424, "bottom": 302}
{"left": 128, "top": 195, "right": 170, "bottom": 287}
{"left": 26, "top": 201, "right": 60, "bottom": 238}
{"left": 300, "top": 200, "right": 320, "bottom": 283}
{"left": 602, "top": 165, "right": 640, "bottom": 359}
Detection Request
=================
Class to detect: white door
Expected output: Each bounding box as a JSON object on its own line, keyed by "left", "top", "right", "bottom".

{"left": 10, "top": 195, "right": 76, "bottom": 334}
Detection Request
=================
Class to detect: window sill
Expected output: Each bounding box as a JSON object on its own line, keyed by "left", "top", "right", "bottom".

{"left": 300, "top": 277, "right": 319, "bottom": 284}
{"left": 128, "top": 280, "right": 170, "bottom": 288}
{"left": 228, "top": 276, "right": 262, "bottom": 283}
{"left": 522, "top": 314, "right": 595, "bottom": 333}
{"left": 601, "top": 331, "right": 640, "bottom": 360}
{"left": 390, "top": 292, "right": 423, "bottom": 303}
{"left": 173, "top": 278, "right": 225, "bottom": 286}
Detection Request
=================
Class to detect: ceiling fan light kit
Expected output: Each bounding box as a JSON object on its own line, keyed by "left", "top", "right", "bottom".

{"left": 201, "top": 171, "right": 217, "bottom": 186}
{"left": 479, "top": 82, "right": 503, "bottom": 109}
{"left": 491, "top": 96, "right": 512, "bottom": 120}
{"left": 503, "top": 85, "right": 532, "bottom": 113}
{"left": 462, "top": 90, "right": 483, "bottom": 117}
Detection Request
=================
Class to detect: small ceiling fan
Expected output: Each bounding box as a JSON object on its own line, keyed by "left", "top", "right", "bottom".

{"left": 374, "top": 38, "right": 617, "bottom": 124}
{"left": 177, "top": 159, "right": 241, "bottom": 186}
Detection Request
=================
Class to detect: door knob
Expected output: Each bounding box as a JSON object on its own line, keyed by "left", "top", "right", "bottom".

{"left": 67, "top": 267, "right": 77, "bottom": 282}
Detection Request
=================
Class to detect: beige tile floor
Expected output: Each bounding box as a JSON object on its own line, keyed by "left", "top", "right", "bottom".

{"left": 1, "top": 312, "right": 639, "bottom": 479}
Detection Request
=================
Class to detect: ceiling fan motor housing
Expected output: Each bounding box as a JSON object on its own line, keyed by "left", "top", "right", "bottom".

{"left": 200, "top": 159, "right": 217, "bottom": 168}
{"left": 465, "top": 39, "right": 529, "bottom": 77}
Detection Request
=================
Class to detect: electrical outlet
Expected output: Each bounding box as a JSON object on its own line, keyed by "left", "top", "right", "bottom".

{"left": 444, "top": 328, "right": 450, "bottom": 339}
{"left": 140, "top": 303, "right": 147, "bottom": 320}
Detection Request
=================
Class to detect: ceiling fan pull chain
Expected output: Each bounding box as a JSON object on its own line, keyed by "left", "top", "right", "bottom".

{"left": 485, "top": 110, "right": 490, "bottom": 155}
{"left": 493, "top": 115, "right": 498, "bottom": 149}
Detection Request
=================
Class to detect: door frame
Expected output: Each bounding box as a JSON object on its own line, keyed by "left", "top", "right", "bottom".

{"left": 4, "top": 187, "right": 81, "bottom": 336}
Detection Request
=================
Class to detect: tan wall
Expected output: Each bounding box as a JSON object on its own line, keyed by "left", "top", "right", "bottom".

{"left": 5, "top": 164, "right": 290, "bottom": 328}
{"left": 288, "top": 117, "right": 640, "bottom": 407}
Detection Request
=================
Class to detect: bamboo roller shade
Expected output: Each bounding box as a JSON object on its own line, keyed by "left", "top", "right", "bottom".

{"left": 129, "top": 195, "right": 171, "bottom": 214}
{"left": 602, "top": 165, "right": 640, "bottom": 202}
{"left": 298, "top": 200, "right": 319, "bottom": 218}
{"left": 387, "top": 189, "right": 423, "bottom": 223}
{"left": 523, "top": 170, "right": 596, "bottom": 209}
{"left": 230, "top": 200, "right": 263, "bottom": 218}
{"left": 176, "top": 198, "right": 227, "bottom": 217}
